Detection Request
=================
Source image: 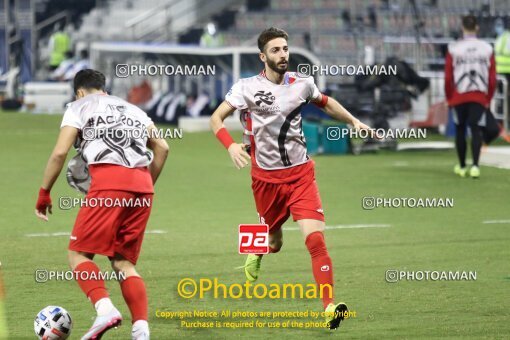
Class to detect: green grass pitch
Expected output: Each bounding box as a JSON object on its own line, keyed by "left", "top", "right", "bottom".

{"left": 1, "top": 111, "right": 509, "bottom": 339}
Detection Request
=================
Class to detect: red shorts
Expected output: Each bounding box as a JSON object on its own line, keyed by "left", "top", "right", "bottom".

{"left": 68, "top": 190, "right": 153, "bottom": 264}
{"left": 251, "top": 165, "right": 324, "bottom": 233}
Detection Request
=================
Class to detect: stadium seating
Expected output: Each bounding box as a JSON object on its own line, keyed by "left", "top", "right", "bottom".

{"left": 220, "top": 0, "right": 510, "bottom": 73}
{"left": 75, "top": 0, "right": 239, "bottom": 42}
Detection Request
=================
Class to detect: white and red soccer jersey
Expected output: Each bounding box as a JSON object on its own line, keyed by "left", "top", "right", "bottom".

{"left": 226, "top": 71, "right": 324, "bottom": 182}
{"left": 61, "top": 93, "right": 154, "bottom": 168}
{"left": 445, "top": 36, "right": 496, "bottom": 106}
{"left": 61, "top": 93, "right": 154, "bottom": 193}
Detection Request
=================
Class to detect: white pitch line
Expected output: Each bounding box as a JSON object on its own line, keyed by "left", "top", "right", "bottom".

{"left": 483, "top": 220, "right": 510, "bottom": 224}
{"left": 25, "top": 230, "right": 167, "bottom": 237}
{"left": 25, "top": 232, "right": 66, "bottom": 237}
{"left": 283, "top": 224, "right": 391, "bottom": 231}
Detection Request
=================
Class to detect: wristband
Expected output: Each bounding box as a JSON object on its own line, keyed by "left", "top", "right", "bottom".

{"left": 314, "top": 94, "right": 328, "bottom": 108}
{"left": 39, "top": 187, "right": 51, "bottom": 196}
{"left": 36, "top": 187, "right": 51, "bottom": 211}
{"left": 215, "top": 127, "right": 235, "bottom": 149}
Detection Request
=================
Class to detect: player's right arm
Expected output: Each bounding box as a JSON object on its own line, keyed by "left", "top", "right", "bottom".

{"left": 35, "top": 126, "right": 79, "bottom": 221}
{"left": 146, "top": 124, "right": 169, "bottom": 184}
{"left": 210, "top": 101, "right": 251, "bottom": 170}
{"left": 444, "top": 48, "right": 454, "bottom": 105}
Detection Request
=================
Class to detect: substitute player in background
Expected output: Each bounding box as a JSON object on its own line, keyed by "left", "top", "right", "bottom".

{"left": 34, "top": 69, "right": 169, "bottom": 339}
{"left": 445, "top": 15, "right": 496, "bottom": 178}
{"left": 210, "top": 27, "right": 371, "bottom": 330}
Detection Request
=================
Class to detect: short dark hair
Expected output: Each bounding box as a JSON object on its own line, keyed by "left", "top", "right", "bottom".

{"left": 462, "top": 15, "right": 477, "bottom": 31}
{"left": 73, "top": 69, "right": 105, "bottom": 94}
{"left": 257, "top": 27, "right": 288, "bottom": 52}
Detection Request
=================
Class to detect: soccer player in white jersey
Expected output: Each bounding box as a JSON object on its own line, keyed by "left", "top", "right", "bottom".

{"left": 35, "top": 69, "right": 169, "bottom": 339}
{"left": 210, "top": 27, "right": 372, "bottom": 330}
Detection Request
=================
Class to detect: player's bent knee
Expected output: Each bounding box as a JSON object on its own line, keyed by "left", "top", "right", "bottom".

{"left": 67, "top": 250, "right": 94, "bottom": 269}
{"left": 67, "top": 251, "right": 76, "bottom": 269}
{"left": 110, "top": 259, "right": 128, "bottom": 272}
{"left": 111, "top": 259, "right": 138, "bottom": 277}
{"left": 269, "top": 240, "right": 283, "bottom": 253}
{"left": 297, "top": 219, "right": 325, "bottom": 239}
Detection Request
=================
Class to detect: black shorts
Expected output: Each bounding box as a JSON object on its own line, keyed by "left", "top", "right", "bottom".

{"left": 451, "top": 102, "right": 487, "bottom": 127}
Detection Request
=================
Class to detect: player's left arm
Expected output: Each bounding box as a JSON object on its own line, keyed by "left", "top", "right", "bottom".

{"left": 487, "top": 53, "right": 497, "bottom": 104}
{"left": 314, "top": 95, "right": 372, "bottom": 132}
{"left": 147, "top": 124, "right": 169, "bottom": 184}
{"left": 35, "top": 126, "right": 78, "bottom": 221}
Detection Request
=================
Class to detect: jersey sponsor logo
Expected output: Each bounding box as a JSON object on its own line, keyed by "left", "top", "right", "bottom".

{"left": 254, "top": 91, "right": 276, "bottom": 106}
{"left": 454, "top": 57, "right": 488, "bottom": 65}
{"left": 70, "top": 235, "right": 77, "bottom": 241}
{"left": 239, "top": 224, "right": 269, "bottom": 254}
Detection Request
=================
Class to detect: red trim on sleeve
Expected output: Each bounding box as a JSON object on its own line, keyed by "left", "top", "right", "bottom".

{"left": 314, "top": 94, "right": 328, "bottom": 108}
{"left": 487, "top": 53, "right": 497, "bottom": 101}
{"left": 215, "top": 127, "right": 235, "bottom": 149}
{"left": 444, "top": 52, "right": 454, "bottom": 102}
{"left": 225, "top": 100, "right": 236, "bottom": 110}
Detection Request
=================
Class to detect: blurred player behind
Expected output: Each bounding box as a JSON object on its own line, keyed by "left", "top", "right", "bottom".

{"left": 34, "top": 69, "right": 169, "bottom": 339}
{"left": 445, "top": 15, "right": 496, "bottom": 178}
{"left": 210, "top": 27, "right": 372, "bottom": 330}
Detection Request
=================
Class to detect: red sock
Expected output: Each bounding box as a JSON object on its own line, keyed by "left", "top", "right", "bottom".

{"left": 120, "top": 276, "right": 148, "bottom": 323}
{"left": 74, "top": 261, "right": 109, "bottom": 305}
{"left": 305, "top": 231, "right": 334, "bottom": 309}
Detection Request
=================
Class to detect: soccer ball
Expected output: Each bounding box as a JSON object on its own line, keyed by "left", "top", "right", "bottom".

{"left": 66, "top": 154, "right": 90, "bottom": 194}
{"left": 34, "top": 306, "right": 72, "bottom": 339}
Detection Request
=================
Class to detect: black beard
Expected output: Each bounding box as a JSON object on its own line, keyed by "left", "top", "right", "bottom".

{"left": 267, "top": 58, "right": 288, "bottom": 75}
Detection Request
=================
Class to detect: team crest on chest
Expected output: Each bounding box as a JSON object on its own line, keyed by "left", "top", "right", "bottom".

{"left": 253, "top": 90, "right": 280, "bottom": 114}
{"left": 254, "top": 91, "right": 276, "bottom": 106}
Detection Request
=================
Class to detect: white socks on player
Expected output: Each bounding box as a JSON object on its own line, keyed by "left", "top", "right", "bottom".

{"left": 94, "top": 297, "right": 115, "bottom": 316}
{"left": 132, "top": 320, "right": 150, "bottom": 340}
